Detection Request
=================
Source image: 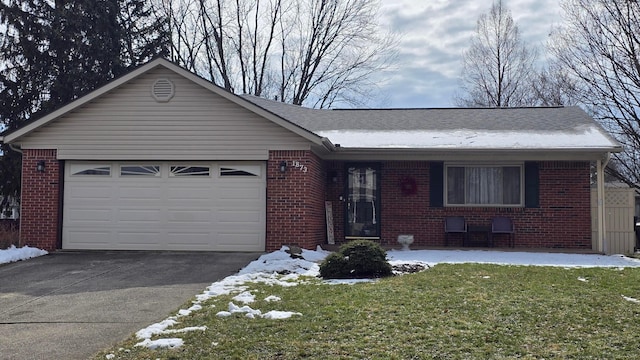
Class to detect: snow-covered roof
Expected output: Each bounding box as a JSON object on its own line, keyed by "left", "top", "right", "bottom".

{"left": 241, "top": 95, "right": 621, "bottom": 152}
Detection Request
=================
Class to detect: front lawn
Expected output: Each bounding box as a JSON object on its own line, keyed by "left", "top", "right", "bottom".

{"left": 95, "top": 264, "right": 640, "bottom": 359}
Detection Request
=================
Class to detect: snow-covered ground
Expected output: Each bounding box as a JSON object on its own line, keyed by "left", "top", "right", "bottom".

{"left": 124, "top": 246, "right": 640, "bottom": 354}
{"left": 0, "top": 245, "right": 47, "bottom": 264}
{"left": 3, "top": 244, "right": 640, "bottom": 357}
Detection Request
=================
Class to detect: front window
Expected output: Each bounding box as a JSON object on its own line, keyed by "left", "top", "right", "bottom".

{"left": 345, "top": 165, "right": 380, "bottom": 238}
{"left": 446, "top": 165, "right": 522, "bottom": 206}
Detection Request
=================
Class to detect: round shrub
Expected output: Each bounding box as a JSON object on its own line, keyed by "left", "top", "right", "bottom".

{"left": 318, "top": 252, "right": 350, "bottom": 279}
{"left": 319, "top": 240, "right": 393, "bottom": 279}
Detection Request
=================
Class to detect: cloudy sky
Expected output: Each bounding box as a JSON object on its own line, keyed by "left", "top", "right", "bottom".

{"left": 372, "top": 0, "right": 564, "bottom": 108}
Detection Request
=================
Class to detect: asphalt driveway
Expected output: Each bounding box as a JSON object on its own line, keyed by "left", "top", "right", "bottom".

{"left": 0, "top": 251, "right": 261, "bottom": 360}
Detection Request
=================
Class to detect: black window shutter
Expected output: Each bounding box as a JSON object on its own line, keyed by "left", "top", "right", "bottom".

{"left": 524, "top": 162, "right": 539, "bottom": 208}
{"left": 430, "top": 162, "right": 444, "bottom": 207}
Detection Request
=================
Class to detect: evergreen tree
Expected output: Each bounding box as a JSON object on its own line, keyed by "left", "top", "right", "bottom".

{"left": 0, "top": 0, "right": 169, "bottom": 212}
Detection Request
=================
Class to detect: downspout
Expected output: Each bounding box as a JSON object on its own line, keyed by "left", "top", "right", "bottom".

{"left": 8, "top": 143, "right": 23, "bottom": 154}
{"left": 596, "top": 152, "right": 611, "bottom": 253}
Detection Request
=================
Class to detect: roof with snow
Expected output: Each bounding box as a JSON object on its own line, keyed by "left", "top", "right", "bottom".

{"left": 241, "top": 95, "right": 621, "bottom": 151}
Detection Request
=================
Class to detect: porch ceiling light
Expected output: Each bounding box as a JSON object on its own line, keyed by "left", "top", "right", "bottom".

{"left": 36, "top": 160, "right": 45, "bottom": 173}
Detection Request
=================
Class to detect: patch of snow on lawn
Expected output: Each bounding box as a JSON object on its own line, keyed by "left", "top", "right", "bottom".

{"left": 232, "top": 291, "right": 256, "bottom": 304}
{"left": 622, "top": 295, "right": 640, "bottom": 304}
{"left": 263, "top": 310, "right": 302, "bottom": 319}
{"left": 0, "top": 245, "right": 48, "bottom": 264}
{"left": 161, "top": 326, "right": 207, "bottom": 334}
{"left": 177, "top": 304, "right": 202, "bottom": 317}
{"left": 196, "top": 247, "right": 326, "bottom": 304}
{"left": 386, "top": 249, "right": 640, "bottom": 268}
{"left": 324, "top": 278, "right": 377, "bottom": 285}
{"left": 217, "top": 302, "right": 301, "bottom": 320}
{"left": 131, "top": 246, "right": 640, "bottom": 352}
{"left": 135, "top": 338, "right": 183, "bottom": 350}
{"left": 135, "top": 318, "right": 179, "bottom": 340}
{"left": 264, "top": 295, "right": 281, "bottom": 302}
{"left": 227, "top": 302, "right": 262, "bottom": 318}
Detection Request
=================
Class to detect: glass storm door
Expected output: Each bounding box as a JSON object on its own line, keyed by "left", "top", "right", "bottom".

{"left": 345, "top": 165, "right": 380, "bottom": 239}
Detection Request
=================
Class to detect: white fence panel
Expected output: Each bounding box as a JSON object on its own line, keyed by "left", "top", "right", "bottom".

{"left": 591, "top": 187, "right": 636, "bottom": 255}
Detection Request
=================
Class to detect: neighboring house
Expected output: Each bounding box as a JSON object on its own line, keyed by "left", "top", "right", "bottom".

{"left": 0, "top": 58, "right": 621, "bottom": 252}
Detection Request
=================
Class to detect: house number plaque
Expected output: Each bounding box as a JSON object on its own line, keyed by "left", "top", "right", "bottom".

{"left": 291, "top": 160, "right": 308, "bottom": 173}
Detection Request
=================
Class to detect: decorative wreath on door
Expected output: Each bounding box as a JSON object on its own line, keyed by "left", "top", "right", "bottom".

{"left": 399, "top": 176, "right": 417, "bottom": 196}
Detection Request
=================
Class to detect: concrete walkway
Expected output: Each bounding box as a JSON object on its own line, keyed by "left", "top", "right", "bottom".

{"left": 0, "top": 251, "right": 260, "bottom": 360}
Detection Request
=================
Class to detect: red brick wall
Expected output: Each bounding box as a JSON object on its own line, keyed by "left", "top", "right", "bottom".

{"left": 266, "top": 150, "right": 326, "bottom": 251}
{"left": 19, "top": 150, "right": 590, "bottom": 252}
{"left": 325, "top": 160, "right": 592, "bottom": 249}
{"left": 20, "top": 149, "right": 60, "bottom": 251}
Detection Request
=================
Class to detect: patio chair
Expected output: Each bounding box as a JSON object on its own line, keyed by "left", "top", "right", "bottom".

{"left": 444, "top": 216, "right": 467, "bottom": 246}
{"left": 491, "top": 216, "right": 515, "bottom": 247}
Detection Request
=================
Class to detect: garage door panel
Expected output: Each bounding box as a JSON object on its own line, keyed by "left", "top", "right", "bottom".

{"left": 67, "top": 186, "right": 113, "bottom": 200}
{"left": 166, "top": 209, "right": 213, "bottom": 224}
{"left": 166, "top": 231, "right": 214, "bottom": 247}
{"left": 218, "top": 209, "right": 262, "bottom": 223}
{"left": 65, "top": 230, "right": 113, "bottom": 248}
{"left": 116, "top": 209, "right": 163, "bottom": 225}
{"left": 66, "top": 209, "right": 113, "bottom": 223}
{"left": 217, "top": 233, "right": 263, "bottom": 247}
{"left": 117, "top": 231, "right": 163, "bottom": 246}
{"left": 217, "top": 187, "right": 262, "bottom": 200}
{"left": 63, "top": 161, "right": 265, "bottom": 251}
{"left": 118, "top": 186, "right": 164, "bottom": 199}
{"left": 166, "top": 186, "right": 214, "bottom": 200}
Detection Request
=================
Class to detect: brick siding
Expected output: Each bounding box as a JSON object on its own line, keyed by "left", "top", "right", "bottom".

{"left": 17, "top": 149, "right": 591, "bottom": 252}
{"left": 324, "top": 160, "right": 592, "bottom": 249}
{"left": 20, "top": 149, "right": 60, "bottom": 251}
{"left": 266, "top": 150, "right": 326, "bottom": 251}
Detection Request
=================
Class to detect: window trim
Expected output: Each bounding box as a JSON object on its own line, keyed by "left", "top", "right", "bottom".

{"left": 444, "top": 163, "right": 525, "bottom": 207}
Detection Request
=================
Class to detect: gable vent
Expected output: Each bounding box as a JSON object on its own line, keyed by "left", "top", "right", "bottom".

{"left": 151, "top": 78, "right": 175, "bottom": 102}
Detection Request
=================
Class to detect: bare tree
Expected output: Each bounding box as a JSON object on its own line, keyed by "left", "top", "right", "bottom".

{"left": 152, "top": 0, "right": 394, "bottom": 108}
{"left": 531, "top": 63, "right": 580, "bottom": 107}
{"left": 549, "top": 0, "right": 640, "bottom": 187}
{"left": 455, "top": 0, "right": 538, "bottom": 107}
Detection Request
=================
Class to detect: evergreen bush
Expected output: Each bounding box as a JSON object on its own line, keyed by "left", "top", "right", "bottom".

{"left": 319, "top": 240, "right": 393, "bottom": 279}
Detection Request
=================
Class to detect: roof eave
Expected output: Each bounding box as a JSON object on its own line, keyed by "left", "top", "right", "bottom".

{"left": 321, "top": 146, "right": 622, "bottom": 161}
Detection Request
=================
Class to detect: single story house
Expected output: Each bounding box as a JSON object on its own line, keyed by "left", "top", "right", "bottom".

{"left": 0, "top": 58, "right": 622, "bottom": 253}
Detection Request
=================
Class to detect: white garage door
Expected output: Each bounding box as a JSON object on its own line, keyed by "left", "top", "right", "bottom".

{"left": 63, "top": 162, "right": 266, "bottom": 251}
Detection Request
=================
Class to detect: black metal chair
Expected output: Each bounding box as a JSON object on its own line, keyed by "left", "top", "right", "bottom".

{"left": 444, "top": 216, "right": 467, "bottom": 246}
{"left": 491, "top": 216, "right": 515, "bottom": 247}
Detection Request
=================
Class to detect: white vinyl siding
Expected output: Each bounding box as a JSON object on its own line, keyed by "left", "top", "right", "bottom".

{"left": 19, "top": 67, "right": 312, "bottom": 160}
{"left": 63, "top": 161, "right": 266, "bottom": 251}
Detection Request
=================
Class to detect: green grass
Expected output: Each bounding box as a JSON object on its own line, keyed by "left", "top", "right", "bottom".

{"left": 94, "top": 264, "right": 640, "bottom": 359}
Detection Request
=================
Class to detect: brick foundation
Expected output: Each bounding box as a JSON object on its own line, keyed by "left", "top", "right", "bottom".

{"left": 20, "top": 149, "right": 60, "bottom": 251}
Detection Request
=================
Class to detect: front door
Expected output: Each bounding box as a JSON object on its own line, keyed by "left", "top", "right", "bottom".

{"left": 345, "top": 164, "right": 380, "bottom": 239}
